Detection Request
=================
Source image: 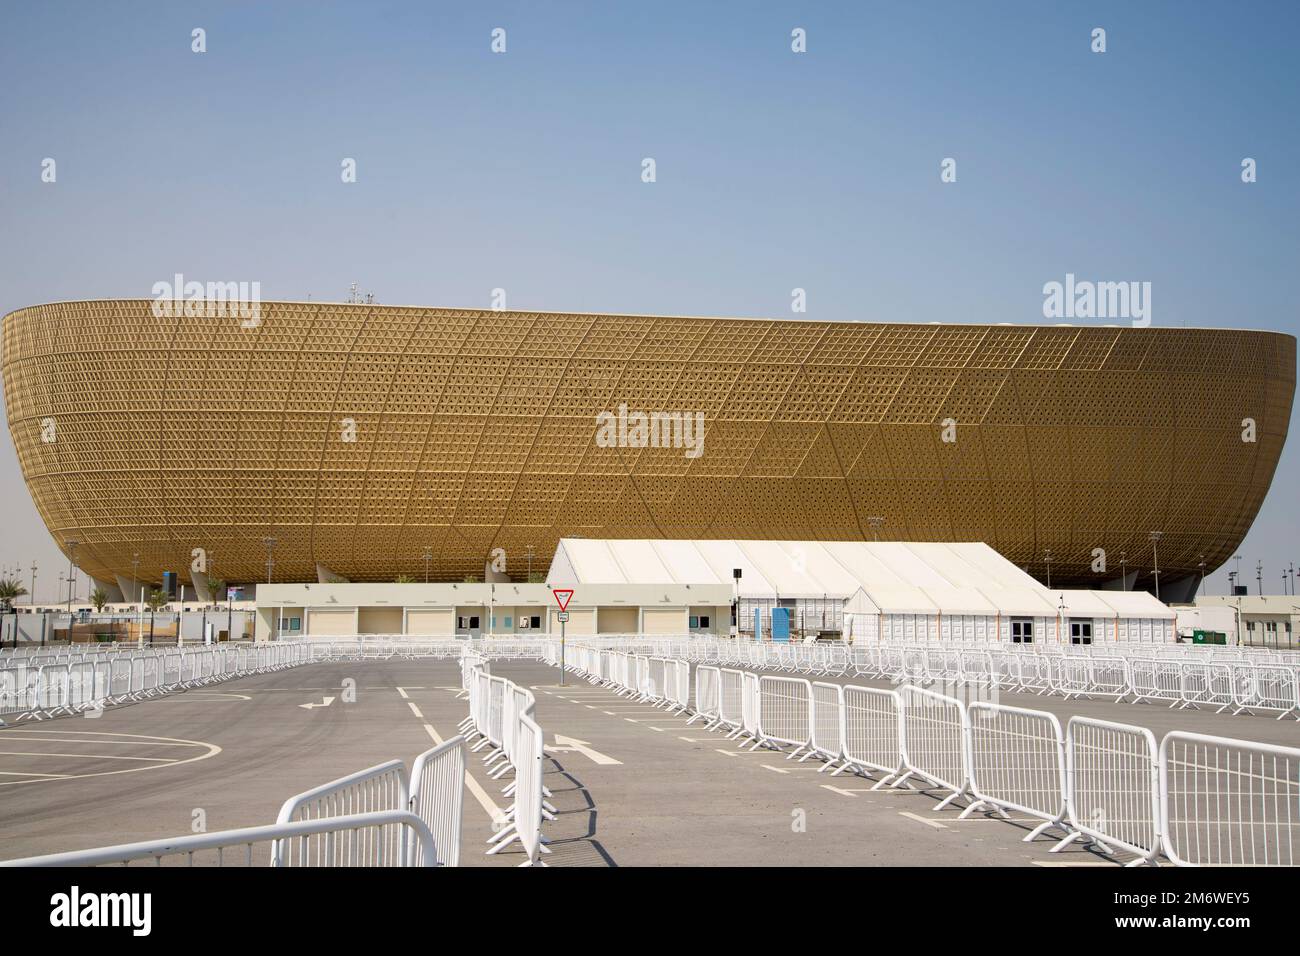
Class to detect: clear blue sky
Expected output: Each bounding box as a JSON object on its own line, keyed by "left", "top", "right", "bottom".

{"left": 1, "top": 1, "right": 1296, "bottom": 599}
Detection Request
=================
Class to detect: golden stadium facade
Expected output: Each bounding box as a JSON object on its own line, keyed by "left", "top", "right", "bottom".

{"left": 2, "top": 299, "right": 1294, "bottom": 600}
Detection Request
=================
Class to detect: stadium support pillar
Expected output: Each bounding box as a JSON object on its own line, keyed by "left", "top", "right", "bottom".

{"left": 92, "top": 576, "right": 124, "bottom": 603}
{"left": 316, "top": 564, "right": 349, "bottom": 584}
{"left": 113, "top": 574, "right": 140, "bottom": 604}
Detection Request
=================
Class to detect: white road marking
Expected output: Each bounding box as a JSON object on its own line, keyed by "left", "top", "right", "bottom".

{"left": 547, "top": 735, "right": 622, "bottom": 765}
{"left": 761, "top": 764, "right": 790, "bottom": 774}
{"left": 0, "top": 735, "right": 201, "bottom": 747}
{"left": 396, "top": 687, "right": 410, "bottom": 699}
{"left": 0, "top": 770, "right": 71, "bottom": 778}
{"left": 298, "top": 696, "right": 335, "bottom": 710}
{"left": 0, "top": 731, "right": 221, "bottom": 787}
{"left": 0, "top": 750, "right": 178, "bottom": 763}
{"left": 420, "top": 723, "right": 506, "bottom": 827}
{"left": 899, "top": 811, "right": 948, "bottom": 829}
{"left": 1031, "top": 860, "right": 1126, "bottom": 868}
{"left": 407, "top": 702, "right": 424, "bottom": 719}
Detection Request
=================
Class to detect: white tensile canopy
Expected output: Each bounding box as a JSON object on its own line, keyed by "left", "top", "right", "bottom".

{"left": 548, "top": 538, "right": 1175, "bottom": 619}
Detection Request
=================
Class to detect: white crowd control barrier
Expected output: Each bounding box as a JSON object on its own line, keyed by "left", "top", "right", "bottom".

{"left": 1059, "top": 716, "right": 1161, "bottom": 866}
{"left": 463, "top": 658, "right": 549, "bottom": 865}
{"left": 840, "top": 685, "right": 905, "bottom": 785}
{"left": 278, "top": 760, "right": 409, "bottom": 824}
{"left": 689, "top": 665, "right": 721, "bottom": 726}
{"left": 0, "top": 812, "right": 436, "bottom": 867}
{"left": 718, "top": 668, "right": 745, "bottom": 736}
{"left": 755, "top": 676, "right": 813, "bottom": 755}
{"left": 276, "top": 738, "right": 467, "bottom": 867}
{"left": 964, "top": 703, "right": 1073, "bottom": 843}
{"left": 807, "top": 681, "right": 845, "bottom": 770}
{"left": 557, "top": 636, "right": 1300, "bottom": 720}
{"left": 554, "top": 640, "right": 1300, "bottom": 867}
{"left": 1159, "top": 732, "right": 1300, "bottom": 867}
{"left": 739, "top": 671, "right": 761, "bottom": 746}
{"left": 895, "top": 685, "right": 972, "bottom": 810}
{"left": 510, "top": 713, "right": 545, "bottom": 867}
{"left": 410, "top": 737, "right": 468, "bottom": 867}
{"left": 0, "top": 643, "right": 314, "bottom": 723}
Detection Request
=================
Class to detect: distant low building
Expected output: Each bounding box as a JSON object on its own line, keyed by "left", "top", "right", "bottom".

{"left": 1190, "top": 595, "right": 1300, "bottom": 648}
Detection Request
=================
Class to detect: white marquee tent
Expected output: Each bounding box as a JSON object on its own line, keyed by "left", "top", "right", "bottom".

{"left": 548, "top": 538, "right": 1174, "bottom": 643}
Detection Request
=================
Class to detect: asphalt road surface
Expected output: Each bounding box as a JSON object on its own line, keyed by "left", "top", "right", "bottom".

{"left": 2, "top": 657, "right": 1294, "bottom": 865}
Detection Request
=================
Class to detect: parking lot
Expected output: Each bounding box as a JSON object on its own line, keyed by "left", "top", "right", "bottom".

{"left": 8, "top": 653, "right": 1290, "bottom": 866}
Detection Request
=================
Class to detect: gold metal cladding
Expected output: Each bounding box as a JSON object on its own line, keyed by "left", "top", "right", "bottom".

{"left": 1, "top": 300, "right": 1293, "bottom": 588}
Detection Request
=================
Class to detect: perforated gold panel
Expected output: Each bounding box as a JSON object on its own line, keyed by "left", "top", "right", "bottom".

{"left": 1, "top": 300, "right": 1293, "bottom": 589}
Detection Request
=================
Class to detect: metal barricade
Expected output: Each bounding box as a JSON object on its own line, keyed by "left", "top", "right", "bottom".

{"left": 1060, "top": 715, "right": 1160, "bottom": 866}
{"left": 895, "top": 685, "right": 971, "bottom": 810}
{"left": 807, "top": 680, "right": 844, "bottom": 769}
{"left": 755, "top": 675, "right": 812, "bottom": 756}
{"left": 964, "top": 702, "right": 1072, "bottom": 843}
{"left": 1159, "top": 731, "right": 1300, "bottom": 867}
{"left": 409, "top": 736, "right": 466, "bottom": 866}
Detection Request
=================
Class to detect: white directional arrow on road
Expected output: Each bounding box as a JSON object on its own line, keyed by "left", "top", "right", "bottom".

{"left": 547, "top": 734, "right": 622, "bottom": 765}
{"left": 298, "top": 696, "right": 336, "bottom": 710}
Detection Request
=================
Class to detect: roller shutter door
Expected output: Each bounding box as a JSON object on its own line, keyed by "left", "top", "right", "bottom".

{"left": 550, "top": 608, "right": 594, "bottom": 635}
{"left": 406, "top": 609, "right": 455, "bottom": 637}
{"left": 306, "top": 608, "right": 356, "bottom": 637}
{"left": 642, "top": 608, "right": 686, "bottom": 636}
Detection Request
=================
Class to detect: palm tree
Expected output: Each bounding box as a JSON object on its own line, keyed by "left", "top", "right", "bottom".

{"left": 394, "top": 574, "right": 415, "bottom": 583}
{"left": 0, "top": 579, "right": 26, "bottom": 609}
{"left": 146, "top": 588, "right": 165, "bottom": 643}
{"left": 206, "top": 577, "right": 226, "bottom": 606}
{"left": 0, "top": 579, "right": 26, "bottom": 649}
{"left": 90, "top": 586, "right": 109, "bottom": 613}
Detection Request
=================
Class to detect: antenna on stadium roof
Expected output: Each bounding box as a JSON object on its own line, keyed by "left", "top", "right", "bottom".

{"left": 346, "top": 282, "right": 375, "bottom": 304}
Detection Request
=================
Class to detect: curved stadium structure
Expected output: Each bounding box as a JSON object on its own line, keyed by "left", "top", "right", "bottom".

{"left": 2, "top": 299, "right": 1294, "bottom": 601}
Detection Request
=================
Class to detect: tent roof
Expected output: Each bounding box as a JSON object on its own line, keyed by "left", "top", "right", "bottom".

{"left": 547, "top": 539, "right": 1176, "bottom": 618}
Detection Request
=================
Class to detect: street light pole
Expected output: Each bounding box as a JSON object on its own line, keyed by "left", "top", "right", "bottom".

{"left": 423, "top": 546, "right": 432, "bottom": 583}
{"left": 1149, "top": 532, "right": 1163, "bottom": 601}
{"left": 263, "top": 537, "right": 277, "bottom": 585}
{"left": 1044, "top": 549, "right": 1052, "bottom": 590}
{"left": 65, "top": 540, "right": 79, "bottom": 640}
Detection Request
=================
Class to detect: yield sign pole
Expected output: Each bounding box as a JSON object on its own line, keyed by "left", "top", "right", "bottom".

{"left": 553, "top": 589, "right": 574, "bottom": 685}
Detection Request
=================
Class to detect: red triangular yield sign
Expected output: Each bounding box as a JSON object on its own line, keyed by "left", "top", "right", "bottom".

{"left": 554, "top": 588, "right": 574, "bottom": 611}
